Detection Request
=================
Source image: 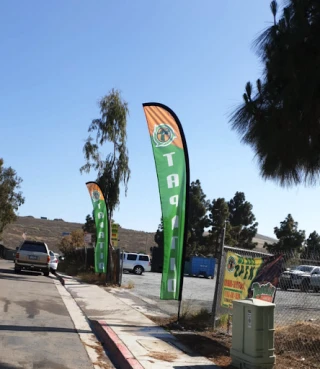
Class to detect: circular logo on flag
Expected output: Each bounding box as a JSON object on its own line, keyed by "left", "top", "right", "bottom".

{"left": 153, "top": 124, "right": 176, "bottom": 147}
{"left": 92, "top": 190, "right": 100, "bottom": 202}
{"left": 227, "top": 255, "right": 236, "bottom": 272}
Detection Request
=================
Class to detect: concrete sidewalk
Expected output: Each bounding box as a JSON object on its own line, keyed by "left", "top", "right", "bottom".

{"left": 57, "top": 273, "right": 220, "bottom": 369}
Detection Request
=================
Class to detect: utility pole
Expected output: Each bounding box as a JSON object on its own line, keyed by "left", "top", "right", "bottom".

{"left": 211, "top": 220, "right": 227, "bottom": 328}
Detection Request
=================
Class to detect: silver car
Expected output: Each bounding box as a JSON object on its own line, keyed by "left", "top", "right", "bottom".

{"left": 310, "top": 267, "right": 320, "bottom": 292}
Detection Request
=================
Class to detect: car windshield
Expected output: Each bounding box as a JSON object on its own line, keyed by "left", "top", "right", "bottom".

{"left": 293, "top": 266, "right": 314, "bottom": 272}
{"left": 20, "top": 243, "right": 47, "bottom": 253}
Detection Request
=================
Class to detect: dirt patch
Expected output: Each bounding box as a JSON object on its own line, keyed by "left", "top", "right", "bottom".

{"left": 149, "top": 316, "right": 320, "bottom": 368}
{"left": 173, "top": 331, "right": 233, "bottom": 368}
{"left": 275, "top": 322, "right": 320, "bottom": 368}
{"left": 149, "top": 352, "right": 178, "bottom": 362}
{"left": 83, "top": 341, "right": 114, "bottom": 369}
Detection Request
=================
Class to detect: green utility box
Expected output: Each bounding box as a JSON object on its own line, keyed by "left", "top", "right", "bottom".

{"left": 231, "top": 298, "right": 275, "bottom": 369}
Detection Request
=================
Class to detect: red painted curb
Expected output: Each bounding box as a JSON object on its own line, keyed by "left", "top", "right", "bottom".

{"left": 97, "top": 320, "right": 144, "bottom": 369}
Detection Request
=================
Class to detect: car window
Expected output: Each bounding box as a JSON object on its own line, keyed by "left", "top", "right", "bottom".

{"left": 294, "top": 266, "right": 314, "bottom": 272}
{"left": 20, "top": 243, "right": 47, "bottom": 253}
{"left": 127, "top": 254, "right": 137, "bottom": 261}
{"left": 50, "top": 251, "right": 54, "bottom": 256}
{"left": 313, "top": 268, "right": 320, "bottom": 274}
{"left": 138, "top": 255, "right": 149, "bottom": 261}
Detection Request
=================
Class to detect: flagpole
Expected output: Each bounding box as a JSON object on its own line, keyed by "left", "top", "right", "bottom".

{"left": 176, "top": 118, "right": 190, "bottom": 323}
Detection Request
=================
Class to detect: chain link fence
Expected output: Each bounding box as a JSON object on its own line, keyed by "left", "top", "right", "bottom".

{"left": 213, "top": 246, "right": 320, "bottom": 365}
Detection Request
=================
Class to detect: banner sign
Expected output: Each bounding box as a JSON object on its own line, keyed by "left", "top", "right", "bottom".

{"left": 86, "top": 182, "right": 109, "bottom": 273}
{"left": 143, "top": 103, "right": 189, "bottom": 300}
{"left": 84, "top": 232, "right": 92, "bottom": 245}
{"left": 251, "top": 282, "right": 276, "bottom": 302}
{"left": 111, "top": 223, "right": 119, "bottom": 247}
{"left": 221, "top": 251, "right": 284, "bottom": 307}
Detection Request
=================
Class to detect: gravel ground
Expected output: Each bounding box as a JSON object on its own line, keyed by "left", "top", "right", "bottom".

{"left": 118, "top": 271, "right": 320, "bottom": 326}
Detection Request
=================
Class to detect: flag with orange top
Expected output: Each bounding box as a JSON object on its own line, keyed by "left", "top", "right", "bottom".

{"left": 86, "top": 182, "right": 109, "bottom": 273}
{"left": 143, "top": 103, "right": 190, "bottom": 300}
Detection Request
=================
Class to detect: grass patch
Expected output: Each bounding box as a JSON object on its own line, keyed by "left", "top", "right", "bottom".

{"left": 78, "top": 272, "right": 107, "bottom": 285}
{"left": 275, "top": 321, "right": 320, "bottom": 367}
{"left": 150, "top": 307, "right": 213, "bottom": 332}
{"left": 149, "top": 315, "right": 320, "bottom": 369}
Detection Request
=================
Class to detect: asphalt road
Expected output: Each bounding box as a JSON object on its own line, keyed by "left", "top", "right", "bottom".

{"left": 0, "top": 259, "right": 94, "bottom": 369}
{"left": 119, "top": 271, "right": 320, "bottom": 325}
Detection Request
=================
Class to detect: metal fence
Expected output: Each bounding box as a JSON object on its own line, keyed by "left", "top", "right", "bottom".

{"left": 213, "top": 246, "right": 320, "bottom": 364}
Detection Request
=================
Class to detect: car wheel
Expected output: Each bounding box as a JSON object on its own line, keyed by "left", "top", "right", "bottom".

{"left": 314, "top": 287, "right": 320, "bottom": 293}
{"left": 43, "top": 271, "right": 50, "bottom": 277}
{"left": 133, "top": 266, "right": 144, "bottom": 275}
{"left": 301, "top": 279, "right": 310, "bottom": 292}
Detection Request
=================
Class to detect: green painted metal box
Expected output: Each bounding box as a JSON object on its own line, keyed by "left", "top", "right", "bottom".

{"left": 231, "top": 298, "right": 276, "bottom": 369}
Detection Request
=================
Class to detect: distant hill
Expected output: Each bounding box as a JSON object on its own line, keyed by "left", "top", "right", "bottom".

{"left": 1, "top": 216, "right": 156, "bottom": 253}
{"left": 253, "top": 233, "right": 277, "bottom": 250}
{"left": 1, "top": 216, "right": 276, "bottom": 254}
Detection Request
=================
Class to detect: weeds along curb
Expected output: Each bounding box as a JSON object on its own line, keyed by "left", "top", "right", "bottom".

{"left": 91, "top": 320, "right": 143, "bottom": 369}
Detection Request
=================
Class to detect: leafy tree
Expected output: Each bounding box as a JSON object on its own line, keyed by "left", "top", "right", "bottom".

{"left": 0, "top": 159, "right": 25, "bottom": 238}
{"left": 154, "top": 180, "right": 210, "bottom": 256}
{"left": 228, "top": 192, "right": 258, "bottom": 249}
{"left": 209, "top": 198, "right": 231, "bottom": 256}
{"left": 80, "top": 88, "right": 130, "bottom": 218}
{"left": 154, "top": 218, "right": 164, "bottom": 249}
{"left": 230, "top": 0, "right": 320, "bottom": 186}
{"left": 305, "top": 231, "right": 320, "bottom": 258}
{"left": 83, "top": 213, "right": 96, "bottom": 233}
{"left": 59, "top": 229, "right": 85, "bottom": 255}
{"left": 265, "top": 214, "right": 305, "bottom": 254}
{"left": 187, "top": 180, "right": 210, "bottom": 255}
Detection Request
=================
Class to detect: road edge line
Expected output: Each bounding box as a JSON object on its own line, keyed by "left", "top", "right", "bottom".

{"left": 52, "top": 278, "right": 114, "bottom": 369}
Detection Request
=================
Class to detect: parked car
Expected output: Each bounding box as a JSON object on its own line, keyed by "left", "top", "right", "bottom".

{"left": 14, "top": 240, "right": 50, "bottom": 276}
{"left": 310, "top": 267, "right": 320, "bottom": 292}
{"left": 122, "top": 252, "right": 151, "bottom": 275}
{"left": 279, "top": 265, "right": 319, "bottom": 291}
{"left": 49, "top": 251, "right": 59, "bottom": 272}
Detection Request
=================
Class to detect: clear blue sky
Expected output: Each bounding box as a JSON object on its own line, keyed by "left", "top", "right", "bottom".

{"left": 1, "top": 1, "right": 318, "bottom": 239}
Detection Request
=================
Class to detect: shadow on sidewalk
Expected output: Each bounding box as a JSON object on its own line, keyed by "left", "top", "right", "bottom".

{"left": 0, "top": 362, "right": 22, "bottom": 369}
{"left": 0, "top": 325, "right": 91, "bottom": 334}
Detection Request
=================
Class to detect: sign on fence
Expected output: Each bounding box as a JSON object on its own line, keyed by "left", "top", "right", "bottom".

{"left": 221, "top": 251, "right": 263, "bottom": 308}
{"left": 221, "top": 251, "right": 284, "bottom": 308}
{"left": 84, "top": 232, "right": 92, "bottom": 245}
{"left": 111, "top": 224, "right": 119, "bottom": 247}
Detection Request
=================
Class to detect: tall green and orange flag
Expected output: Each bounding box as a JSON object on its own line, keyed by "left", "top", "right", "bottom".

{"left": 143, "top": 103, "right": 190, "bottom": 300}
{"left": 86, "top": 182, "right": 109, "bottom": 274}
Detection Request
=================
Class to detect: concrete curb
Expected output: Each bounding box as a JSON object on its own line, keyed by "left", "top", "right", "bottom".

{"left": 92, "top": 320, "right": 144, "bottom": 369}
{"left": 53, "top": 271, "right": 65, "bottom": 285}
{"left": 55, "top": 272, "right": 142, "bottom": 368}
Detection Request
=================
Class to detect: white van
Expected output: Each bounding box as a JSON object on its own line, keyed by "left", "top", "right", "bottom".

{"left": 122, "top": 253, "right": 151, "bottom": 275}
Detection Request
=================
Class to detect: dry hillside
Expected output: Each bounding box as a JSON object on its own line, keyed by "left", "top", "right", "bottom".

{"left": 1, "top": 216, "right": 156, "bottom": 253}
{"left": 1, "top": 216, "right": 275, "bottom": 254}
